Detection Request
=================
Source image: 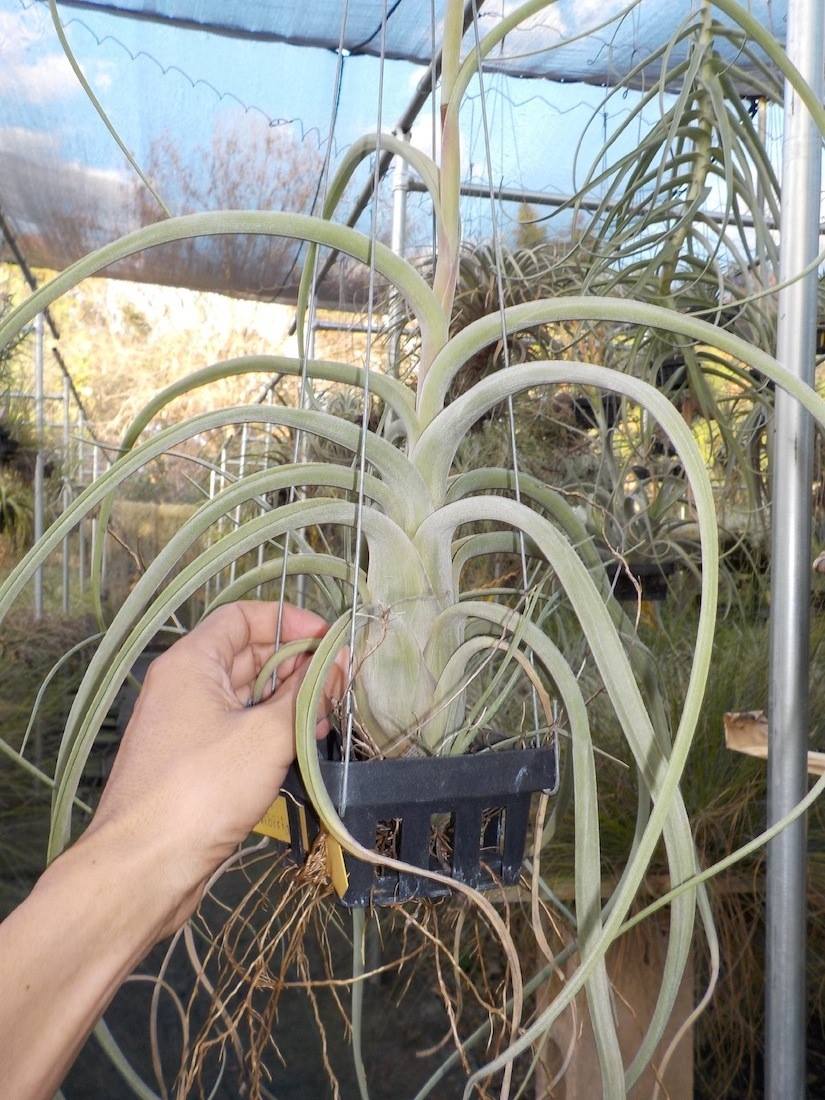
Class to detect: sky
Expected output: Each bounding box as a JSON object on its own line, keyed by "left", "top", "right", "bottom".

{"left": 1, "top": 1, "right": 641, "bottom": 174}
{"left": 0, "top": 2, "right": 674, "bottom": 235}
{"left": 0, "top": 0, "right": 793, "bottom": 288}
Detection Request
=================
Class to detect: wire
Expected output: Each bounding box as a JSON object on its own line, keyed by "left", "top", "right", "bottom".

{"left": 349, "top": 0, "right": 404, "bottom": 53}
{"left": 267, "top": 47, "right": 349, "bottom": 302}
{"left": 469, "top": 0, "right": 541, "bottom": 738}
{"left": 272, "top": 0, "right": 352, "bottom": 670}
{"left": 430, "top": 0, "right": 438, "bottom": 264}
{"left": 341, "top": 0, "right": 390, "bottom": 813}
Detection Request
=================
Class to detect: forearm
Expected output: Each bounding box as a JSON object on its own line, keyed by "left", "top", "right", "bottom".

{"left": 0, "top": 822, "right": 180, "bottom": 1100}
{"left": 0, "top": 602, "right": 339, "bottom": 1098}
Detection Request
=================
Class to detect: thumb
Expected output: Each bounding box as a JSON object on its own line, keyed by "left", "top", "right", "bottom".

{"left": 237, "top": 661, "right": 308, "bottom": 773}
{"left": 239, "top": 660, "right": 331, "bottom": 773}
{"left": 267, "top": 654, "right": 342, "bottom": 741}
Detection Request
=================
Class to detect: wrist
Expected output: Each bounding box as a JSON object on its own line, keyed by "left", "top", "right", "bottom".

{"left": 48, "top": 817, "right": 197, "bottom": 947}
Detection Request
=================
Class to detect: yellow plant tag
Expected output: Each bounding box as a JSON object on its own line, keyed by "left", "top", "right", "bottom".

{"left": 253, "top": 795, "right": 292, "bottom": 843}
{"left": 253, "top": 797, "right": 343, "bottom": 896}
{"left": 325, "top": 836, "right": 350, "bottom": 897}
{"left": 253, "top": 794, "right": 310, "bottom": 850}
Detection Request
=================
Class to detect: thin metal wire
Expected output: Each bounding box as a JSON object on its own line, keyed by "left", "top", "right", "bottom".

{"left": 340, "top": 0, "right": 390, "bottom": 814}
{"left": 272, "top": 0, "right": 351, "bottom": 677}
{"left": 256, "top": 395, "right": 274, "bottom": 599}
{"left": 430, "top": 0, "right": 438, "bottom": 264}
{"left": 469, "top": 0, "right": 541, "bottom": 738}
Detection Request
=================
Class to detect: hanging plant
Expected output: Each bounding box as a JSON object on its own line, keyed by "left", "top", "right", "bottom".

{"left": 558, "top": 0, "right": 790, "bottom": 539}
{"left": 4, "top": 2, "right": 825, "bottom": 1098}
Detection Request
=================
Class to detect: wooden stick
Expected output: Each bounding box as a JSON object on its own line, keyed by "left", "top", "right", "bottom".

{"left": 724, "top": 709, "right": 825, "bottom": 776}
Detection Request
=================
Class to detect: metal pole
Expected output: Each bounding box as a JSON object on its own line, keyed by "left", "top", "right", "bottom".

{"left": 256, "top": 400, "right": 273, "bottom": 598}
{"left": 295, "top": 335, "right": 312, "bottom": 610}
{"left": 766, "top": 2, "right": 824, "bottom": 1096}
{"left": 77, "top": 413, "right": 86, "bottom": 594}
{"left": 100, "top": 450, "right": 110, "bottom": 592}
{"left": 406, "top": 176, "right": 817, "bottom": 232}
{"left": 215, "top": 444, "right": 227, "bottom": 594}
{"left": 390, "top": 133, "right": 409, "bottom": 261}
{"left": 61, "top": 374, "right": 71, "bottom": 614}
{"left": 205, "top": 466, "right": 217, "bottom": 609}
{"left": 33, "top": 314, "right": 45, "bottom": 620}
{"left": 91, "top": 442, "right": 102, "bottom": 597}
{"left": 229, "top": 423, "right": 248, "bottom": 585}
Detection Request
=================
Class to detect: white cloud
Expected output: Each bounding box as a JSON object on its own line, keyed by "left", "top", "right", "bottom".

{"left": 0, "top": 51, "right": 81, "bottom": 103}
{"left": 0, "top": 123, "right": 57, "bottom": 158}
{"left": 90, "top": 58, "right": 116, "bottom": 94}
{"left": 0, "top": 124, "right": 129, "bottom": 187}
{"left": 0, "top": 4, "right": 82, "bottom": 104}
{"left": 0, "top": 8, "right": 49, "bottom": 49}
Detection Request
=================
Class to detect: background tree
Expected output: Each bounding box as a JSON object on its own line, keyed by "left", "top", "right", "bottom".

{"left": 514, "top": 202, "right": 547, "bottom": 249}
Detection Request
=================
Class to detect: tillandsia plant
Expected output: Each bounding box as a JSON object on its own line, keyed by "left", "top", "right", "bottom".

{"left": 559, "top": 0, "right": 791, "bottom": 537}
{"left": 5, "top": 1, "right": 825, "bottom": 1098}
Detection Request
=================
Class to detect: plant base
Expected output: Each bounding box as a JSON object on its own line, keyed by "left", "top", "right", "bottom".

{"left": 255, "top": 740, "right": 558, "bottom": 908}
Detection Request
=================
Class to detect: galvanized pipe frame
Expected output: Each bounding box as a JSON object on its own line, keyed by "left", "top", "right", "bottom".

{"left": 61, "top": 373, "right": 71, "bottom": 614}
{"left": 3, "top": 204, "right": 95, "bottom": 616}
{"left": 32, "top": 314, "right": 45, "bottom": 620}
{"left": 766, "top": 1, "right": 824, "bottom": 1096}
{"left": 407, "top": 176, "right": 825, "bottom": 232}
{"left": 26, "top": 318, "right": 97, "bottom": 618}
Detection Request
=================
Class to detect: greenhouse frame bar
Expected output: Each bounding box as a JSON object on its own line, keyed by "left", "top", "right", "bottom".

{"left": 766, "top": 0, "right": 824, "bottom": 1095}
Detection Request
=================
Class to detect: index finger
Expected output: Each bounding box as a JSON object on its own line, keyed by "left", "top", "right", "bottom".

{"left": 181, "top": 601, "right": 329, "bottom": 670}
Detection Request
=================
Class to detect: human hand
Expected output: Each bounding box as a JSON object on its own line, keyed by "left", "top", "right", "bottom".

{"left": 84, "top": 601, "right": 346, "bottom": 935}
{"left": 0, "top": 601, "right": 348, "bottom": 1100}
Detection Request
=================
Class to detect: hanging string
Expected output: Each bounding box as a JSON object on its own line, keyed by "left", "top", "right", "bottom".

{"left": 272, "top": 0, "right": 351, "bottom": 670}
{"left": 469, "top": 0, "right": 541, "bottom": 738}
{"left": 340, "top": 0, "right": 390, "bottom": 813}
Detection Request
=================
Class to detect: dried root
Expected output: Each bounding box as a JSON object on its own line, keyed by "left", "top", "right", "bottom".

{"left": 137, "top": 789, "right": 572, "bottom": 1100}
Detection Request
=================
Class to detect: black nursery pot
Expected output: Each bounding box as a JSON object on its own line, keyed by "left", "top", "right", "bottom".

{"left": 604, "top": 559, "right": 677, "bottom": 602}
{"left": 275, "top": 739, "right": 558, "bottom": 908}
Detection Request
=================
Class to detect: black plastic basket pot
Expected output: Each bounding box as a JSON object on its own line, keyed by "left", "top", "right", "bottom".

{"left": 268, "top": 739, "right": 558, "bottom": 908}
{"left": 604, "top": 558, "right": 677, "bottom": 602}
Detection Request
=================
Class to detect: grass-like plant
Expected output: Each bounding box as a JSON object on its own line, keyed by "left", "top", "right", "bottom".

{"left": 0, "top": 471, "right": 33, "bottom": 556}
{"left": 4, "top": 1, "right": 825, "bottom": 1097}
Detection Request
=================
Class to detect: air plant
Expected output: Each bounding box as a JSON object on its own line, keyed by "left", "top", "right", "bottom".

{"left": 558, "top": 0, "right": 789, "bottom": 536}
{"left": 4, "top": 1, "right": 825, "bottom": 1098}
